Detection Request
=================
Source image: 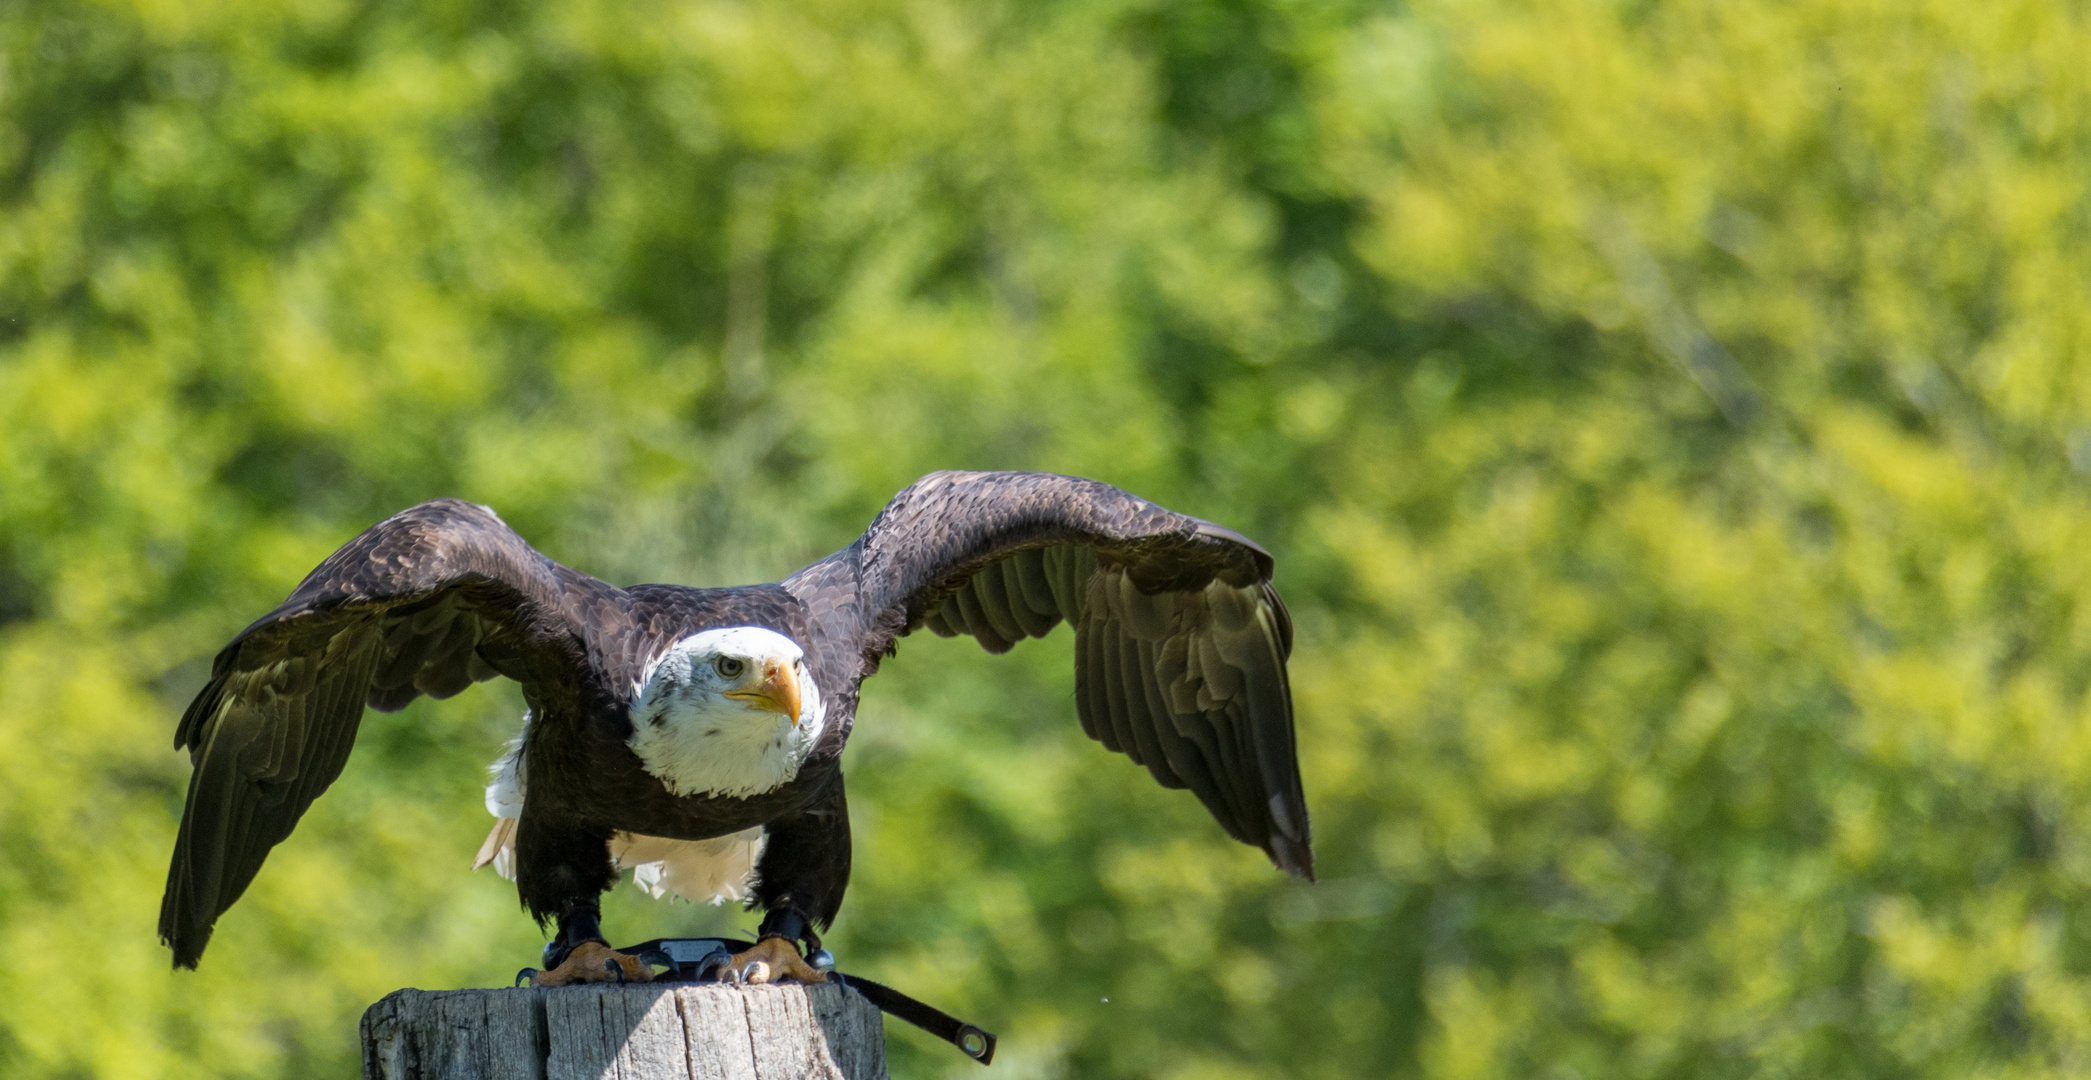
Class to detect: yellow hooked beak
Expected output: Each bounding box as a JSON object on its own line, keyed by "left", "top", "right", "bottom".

{"left": 724, "top": 658, "right": 803, "bottom": 726}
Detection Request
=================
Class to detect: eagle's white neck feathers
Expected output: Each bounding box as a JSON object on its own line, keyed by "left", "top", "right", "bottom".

{"left": 626, "top": 626, "right": 826, "bottom": 798}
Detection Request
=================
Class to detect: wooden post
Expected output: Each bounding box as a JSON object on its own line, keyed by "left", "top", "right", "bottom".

{"left": 361, "top": 981, "right": 887, "bottom": 1080}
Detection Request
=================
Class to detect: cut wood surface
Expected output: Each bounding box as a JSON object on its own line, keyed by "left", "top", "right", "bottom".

{"left": 361, "top": 981, "right": 887, "bottom": 1080}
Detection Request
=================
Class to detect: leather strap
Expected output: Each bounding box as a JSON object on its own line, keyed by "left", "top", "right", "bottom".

{"left": 756, "top": 905, "right": 820, "bottom": 952}
{"left": 831, "top": 972, "right": 996, "bottom": 1065}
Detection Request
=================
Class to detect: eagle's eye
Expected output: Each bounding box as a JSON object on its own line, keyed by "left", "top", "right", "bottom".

{"left": 715, "top": 656, "right": 746, "bottom": 679}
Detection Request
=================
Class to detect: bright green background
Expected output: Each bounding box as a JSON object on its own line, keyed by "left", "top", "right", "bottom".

{"left": 5, "top": 0, "right": 2090, "bottom": 1076}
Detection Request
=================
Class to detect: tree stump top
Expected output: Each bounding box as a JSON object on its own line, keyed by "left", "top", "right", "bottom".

{"left": 362, "top": 980, "right": 886, "bottom": 1080}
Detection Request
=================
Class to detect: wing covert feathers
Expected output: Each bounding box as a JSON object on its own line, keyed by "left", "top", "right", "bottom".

{"left": 806, "top": 470, "right": 1313, "bottom": 879}
{"left": 160, "top": 499, "right": 611, "bottom": 968}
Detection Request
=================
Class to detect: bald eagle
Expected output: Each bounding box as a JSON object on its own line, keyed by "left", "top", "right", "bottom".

{"left": 161, "top": 471, "right": 1311, "bottom": 985}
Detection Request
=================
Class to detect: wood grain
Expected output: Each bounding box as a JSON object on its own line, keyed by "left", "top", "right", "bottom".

{"left": 362, "top": 982, "right": 886, "bottom": 1080}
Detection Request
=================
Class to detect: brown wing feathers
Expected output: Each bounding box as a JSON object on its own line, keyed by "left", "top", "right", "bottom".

{"left": 366, "top": 593, "right": 495, "bottom": 712}
{"left": 853, "top": 471, "right": 1313, "bottom": 879}
{"left": 1083, "top": 564, "right": 1309, "bottom": 874}
{"left": 161, "top": 500, "right": 597, "bottom": 968}
{"left": 165, "top": 630, "right": 383, "bottom": 960}
{"left": 918, "top": 547, "right": 1088, "bottom": 650}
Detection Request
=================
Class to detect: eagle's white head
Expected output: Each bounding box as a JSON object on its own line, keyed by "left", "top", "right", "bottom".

{"left": 628, "top": 626, "right": 826, "bottom": 798}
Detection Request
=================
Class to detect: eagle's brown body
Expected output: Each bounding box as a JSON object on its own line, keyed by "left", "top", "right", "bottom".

{"left": 162, "top": 471, "right": 1311, "bottom": 970}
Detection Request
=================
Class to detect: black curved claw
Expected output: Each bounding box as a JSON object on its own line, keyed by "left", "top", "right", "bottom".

{"left": 637, "top": 948, "right": 675, "bottom": 974}
{"left": 694, "top": 946, "right": 734, "bottom": 982}
{"left": 516, "top": 968, "right": 539, "bottom": 988}
{"left": 604, "top": 957, "right": 627, "bottom": 985}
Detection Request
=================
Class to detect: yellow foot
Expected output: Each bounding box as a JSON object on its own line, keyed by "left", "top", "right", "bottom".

{"left": 728, "top": 937, "right": 826, "bottom": 984}
{"left": 531, "top": 942, "right": 655, "bottom": 987}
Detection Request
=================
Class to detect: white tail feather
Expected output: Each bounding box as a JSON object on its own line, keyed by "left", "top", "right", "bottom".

{"left": 612, "top": 828, "right": 767, "bottom": 904}
{"left": 472, "top": 817, "right": 765, "bottom": 905}
{"left": 472, "top": 817, "right": 518, "bottom": 877}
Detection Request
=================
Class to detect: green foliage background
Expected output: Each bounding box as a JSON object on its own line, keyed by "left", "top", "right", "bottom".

{"left": 4, "top": 0, "right": 2089, "bottom": 1076}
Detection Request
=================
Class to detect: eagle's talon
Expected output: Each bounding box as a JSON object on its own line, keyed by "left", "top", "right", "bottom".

{"left": 528, "top": 941, "right": 654, "bottom": 987}
{"left": 635, "top": 948, "right": 678, "bottom": 980}
{"left": 727, "top": 936, "right": 826, "bottom": 985}
{"left": 516, "top": 967, "right": 539, "bottom": 987}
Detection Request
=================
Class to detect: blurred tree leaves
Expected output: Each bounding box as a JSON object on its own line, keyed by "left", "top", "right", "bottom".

{"left": 4, "top": 0, "right": 2090, "bottom": 1077}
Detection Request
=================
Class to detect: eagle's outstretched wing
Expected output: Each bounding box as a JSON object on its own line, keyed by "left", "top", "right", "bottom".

{"left": 790, "top": 471, "right": 1311, "bottom": 878}
{"left": 160, "top": 499, "right": 626, "bottom": 968}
